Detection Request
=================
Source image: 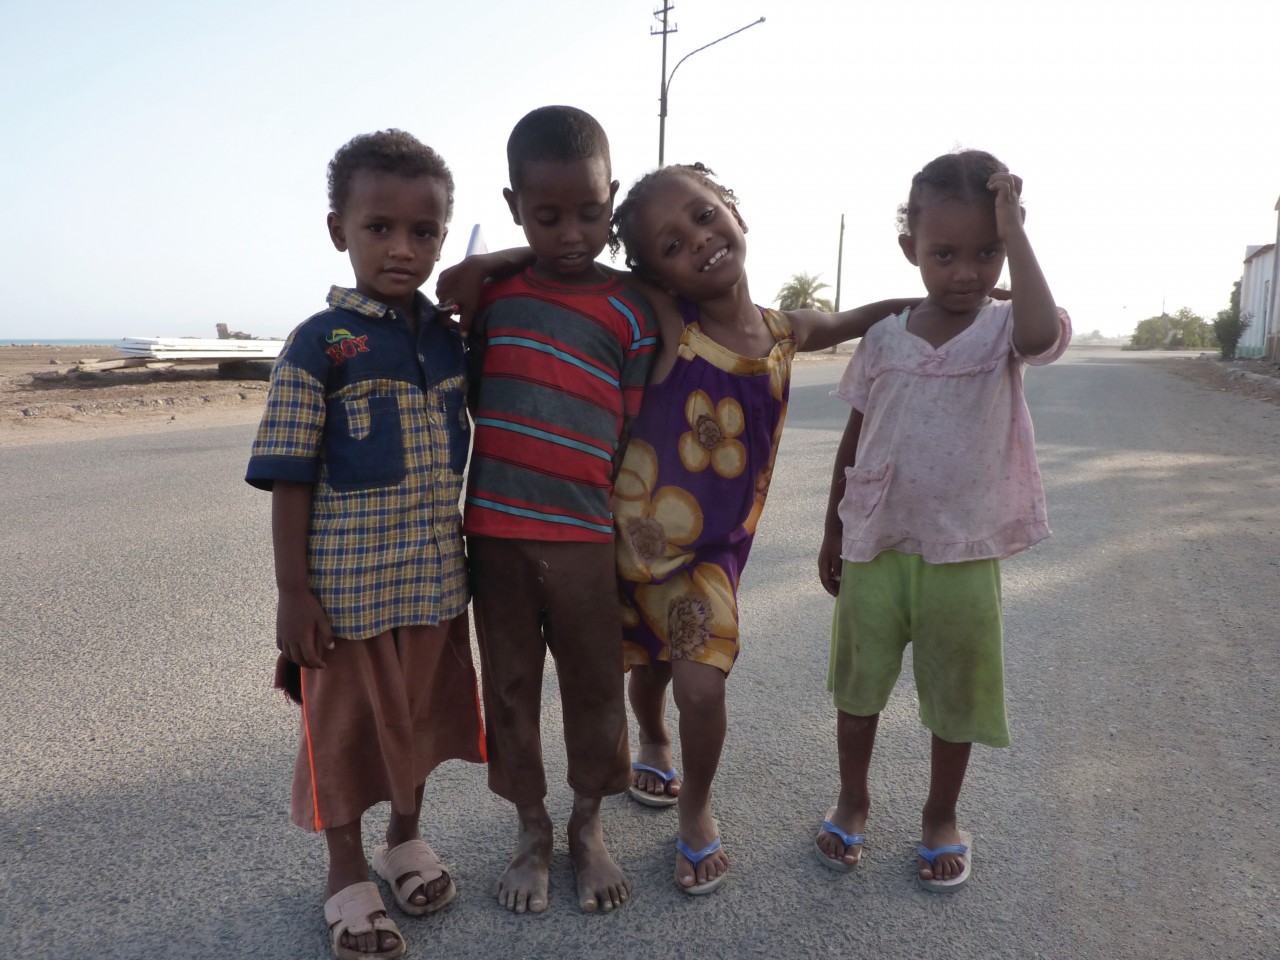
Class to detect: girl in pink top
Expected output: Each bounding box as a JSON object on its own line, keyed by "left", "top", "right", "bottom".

{"left": 814, "top": 151, "right": 1070, "bottom": 891}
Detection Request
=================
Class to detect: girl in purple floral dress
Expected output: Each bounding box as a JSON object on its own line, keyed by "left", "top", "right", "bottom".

{"left": 607, "top": 164, "right": 912, "bottom": 894}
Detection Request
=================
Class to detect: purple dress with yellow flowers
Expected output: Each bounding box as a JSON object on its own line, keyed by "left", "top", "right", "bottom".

{"left": 615, "top": 300, "right": 796, "bottom": 674}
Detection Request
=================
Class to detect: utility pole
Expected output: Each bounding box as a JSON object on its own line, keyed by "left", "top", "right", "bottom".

{"left": 652, "top": 4, "right": 676, "bottom": 168}
{"left": 652, "top": 6, "right": 764, "bottom": 167}
{"left": 831, "top": 214, "right": 845, "bottom": 353}
{"left": 834, "top": 214, "right": 845, "bottom": 311}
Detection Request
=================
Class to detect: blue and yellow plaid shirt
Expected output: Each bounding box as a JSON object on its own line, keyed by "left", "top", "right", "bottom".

{"left": 247, "top": 286, "right": 470, "bottom": 639}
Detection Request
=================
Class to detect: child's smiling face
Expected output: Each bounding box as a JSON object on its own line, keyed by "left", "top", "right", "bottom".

{"left": 327, "top": 169, "right": 450, "bottom": 315}
{"left": 628, "top": 175, "right": 749, "bottom": 298}
{"left": 505, "top": 157, "right": 618, "bottom": 282}
{"left": 899, "top": 192, "right": 1006, "bottom": 317}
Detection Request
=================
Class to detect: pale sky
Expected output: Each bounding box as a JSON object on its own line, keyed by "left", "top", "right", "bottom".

{"left": 3, "top": 0, "right": 1277, "bottom": 341}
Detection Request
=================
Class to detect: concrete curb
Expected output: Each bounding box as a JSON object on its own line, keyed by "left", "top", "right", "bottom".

{"left": 1225, "top": 366, "right": 1280, "bottom": 389}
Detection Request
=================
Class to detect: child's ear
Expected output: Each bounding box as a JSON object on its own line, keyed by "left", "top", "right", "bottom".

{"left": 327, "top": 212, "right": 347, "bottom": 252}
{"left": 729, "top": 203, "right": 748, "bottom": 234}
{"left": 898, "top": 233, "right": 918, "bottom": 266}
{"left": 609, "top": 179, "right": 620, "bottom": 201}
{"left": 503, "top": 188, "right": 521, "bottom": 225}
{"left": 438, "top": 225, "right": 449, "bottom": 260}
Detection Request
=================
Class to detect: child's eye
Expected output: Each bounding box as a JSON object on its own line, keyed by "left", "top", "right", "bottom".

{"left": 536, "top": 217, "right": 558, "bottom": 227}
{"left": 663, "top": 238, "right": 681, "bottom": 257}
{"left": 696, "top": 207, "right": 715, "bottom": 223}
{"left": 933, "top": 251, "right": 952, "bottom": 264}
{"left": 367, "top": 224, "right": 389, "bottom": 235}
{"left": 415, "top": 227, "right": 439, "bottom": 240}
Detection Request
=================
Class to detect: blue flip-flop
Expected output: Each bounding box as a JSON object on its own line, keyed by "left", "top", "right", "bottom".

{"left": 916, "top": 830, "right": 973, "bottom": 892}
{"left": 628, "top": 761, "right": 680, "bottom": 808}
{"left": 814, "top": 806, "right": 864, "bottom": 872}
{"left": 675, "top": 833, "right": 726, "bottom": 895}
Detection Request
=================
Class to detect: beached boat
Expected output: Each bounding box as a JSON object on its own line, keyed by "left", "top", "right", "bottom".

{"left": 118, "top": 337, "right": 284, "bottom": 360}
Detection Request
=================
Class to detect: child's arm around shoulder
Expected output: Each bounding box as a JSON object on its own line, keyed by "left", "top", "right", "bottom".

{"left": 601, "top": 265, "right": 685, "bottom": 379}
{"left": 272, "top": 480, "right": 334, "bottom": 669}
{"left": 990, "top": 174, "right": 1065, "bottom": 357}
{"left": 788, "top": 299, "right": 922, "bottom": 353}
{"left": 436, "top": 247, "right": 537, "bottom": 332}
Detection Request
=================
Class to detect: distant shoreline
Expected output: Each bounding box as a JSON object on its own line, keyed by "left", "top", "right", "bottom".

{"left": 3, "top": 340, "right": 120, "bottom": 348}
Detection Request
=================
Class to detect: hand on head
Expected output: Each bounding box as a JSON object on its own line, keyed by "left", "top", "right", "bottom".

{"left": 987, "top": 173, "right": 1026, "bottom": 240}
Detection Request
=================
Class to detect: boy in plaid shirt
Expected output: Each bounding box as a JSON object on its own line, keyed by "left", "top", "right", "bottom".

{"left": 246, "top": 130, "right": 484, "bottom": 960}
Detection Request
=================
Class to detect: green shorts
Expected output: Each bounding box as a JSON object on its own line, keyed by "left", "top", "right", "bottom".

{"left": 827, "top": 550, "right": 1009, "bottom": 748}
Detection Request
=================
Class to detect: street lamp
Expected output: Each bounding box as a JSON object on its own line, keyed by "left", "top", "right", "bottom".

{"left": 652, "top": 6, "right": 764, "bottom": 166}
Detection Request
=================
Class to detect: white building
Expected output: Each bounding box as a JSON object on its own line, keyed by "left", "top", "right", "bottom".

{"left": 1238, "top": 196, "right": 1280, "bottom": 359}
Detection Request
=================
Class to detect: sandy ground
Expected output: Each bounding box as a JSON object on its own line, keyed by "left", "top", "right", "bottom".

{"left": 2, "top": 342, "right": 1277, "bottom": 448}
{"left": 0, "top": 344, "right": 271, "bottom": 446}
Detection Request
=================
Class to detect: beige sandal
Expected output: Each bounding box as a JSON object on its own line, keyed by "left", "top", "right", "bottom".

{"left": 372, "top": 838, "right": 457, "bottom": 916}
{"left": 323, "top": 881, "right": 404, "bottom": 960}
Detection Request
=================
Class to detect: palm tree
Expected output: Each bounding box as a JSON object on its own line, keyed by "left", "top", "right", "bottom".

{"left": 774, "top": 272, "right": 833, "bottom": 312}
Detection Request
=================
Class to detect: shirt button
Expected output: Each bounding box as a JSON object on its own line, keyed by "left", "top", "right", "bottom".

{"left": 418, "top": 354, "right": 426, "bottom": 363}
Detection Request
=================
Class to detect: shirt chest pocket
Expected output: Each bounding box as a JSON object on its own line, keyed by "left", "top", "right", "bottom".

{"left": 843, "top": 462, "right": 891, "bottom": 517}
{"left": 323, "top": 394, "right": 407, "bottom": 491}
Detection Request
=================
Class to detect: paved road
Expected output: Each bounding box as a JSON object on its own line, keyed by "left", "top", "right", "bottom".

{"left": 2, "top": 348, "right": 1277, "bottom": 959}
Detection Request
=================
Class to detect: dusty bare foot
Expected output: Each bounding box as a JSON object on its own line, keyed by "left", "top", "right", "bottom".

{"left": 567, "top": 801, "right": 630, "bottom": 912}
{"left": 496, "top": 809, "right": 553, "bottom": 914}
{"left": 815, "top": 803, "right": 867, "bottom": 869}
{"left": 675, "top": 809, "right": 727, "bottom": 891}
{"left": 918, "top": 816, "right": 969, "bottom": 883}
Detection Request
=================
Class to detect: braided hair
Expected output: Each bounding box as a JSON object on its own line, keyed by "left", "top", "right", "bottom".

{"left": 608, "top": 162, "right": 738, "bottom": 274}
{"left": 897, "top": 150, "right": 1009, "bottom": 235}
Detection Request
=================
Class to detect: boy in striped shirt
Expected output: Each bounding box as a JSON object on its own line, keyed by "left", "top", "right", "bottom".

{"left": 464, "top": 106, "right": 658, "bottom": 916}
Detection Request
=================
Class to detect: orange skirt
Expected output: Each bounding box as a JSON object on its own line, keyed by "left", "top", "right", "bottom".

{"left": 288, "top": 613, "right": 485, "bottom": 832}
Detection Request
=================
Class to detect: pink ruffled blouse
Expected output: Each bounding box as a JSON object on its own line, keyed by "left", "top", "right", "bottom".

{"left": 834, "top": 299, "right": 1071, "bottom": 564}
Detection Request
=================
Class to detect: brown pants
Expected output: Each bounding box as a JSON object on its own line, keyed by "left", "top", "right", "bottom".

{"left": 469, "top": 537, "right": 630, "bottom": 805}
{"left": 291, "top": 615, "right": 486, "bottom": 831}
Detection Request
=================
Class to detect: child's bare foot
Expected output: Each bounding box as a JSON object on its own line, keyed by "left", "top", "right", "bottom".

{"left": 496, "top": 808, "right": 553, "bottom": 914}
{"left": 815, "top": 802, "right": 867, "bottom": 869}
{"left": 918, "top": 816, "right": 968, "bottom": 883}
{"left": 568, "top": 800, "right": 630, "bottom": 912}
{"left": 675, "top": 808, "right": 727, "bottom": 891}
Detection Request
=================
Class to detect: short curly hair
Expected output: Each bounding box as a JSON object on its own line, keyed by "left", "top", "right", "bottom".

{"left": 897, "top": 149, "right": 1009, "bottom": 235}
{"left": 327, "top": 129, "right": 455, "bottom": 221}
{"left": 608, "top": 162, "right": 739, "bottom": 274}
{"left": 506, "top": 105, "right": 611, "bottom": 191}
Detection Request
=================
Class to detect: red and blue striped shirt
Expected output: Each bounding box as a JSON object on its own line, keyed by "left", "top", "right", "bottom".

{"left": 464, "top": 268, "right": 658, "bottom": 542}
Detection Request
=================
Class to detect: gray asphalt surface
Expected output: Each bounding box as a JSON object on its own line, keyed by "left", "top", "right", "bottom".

{"left": 2, "top": 347, "right": 1277, "bottom": 959}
